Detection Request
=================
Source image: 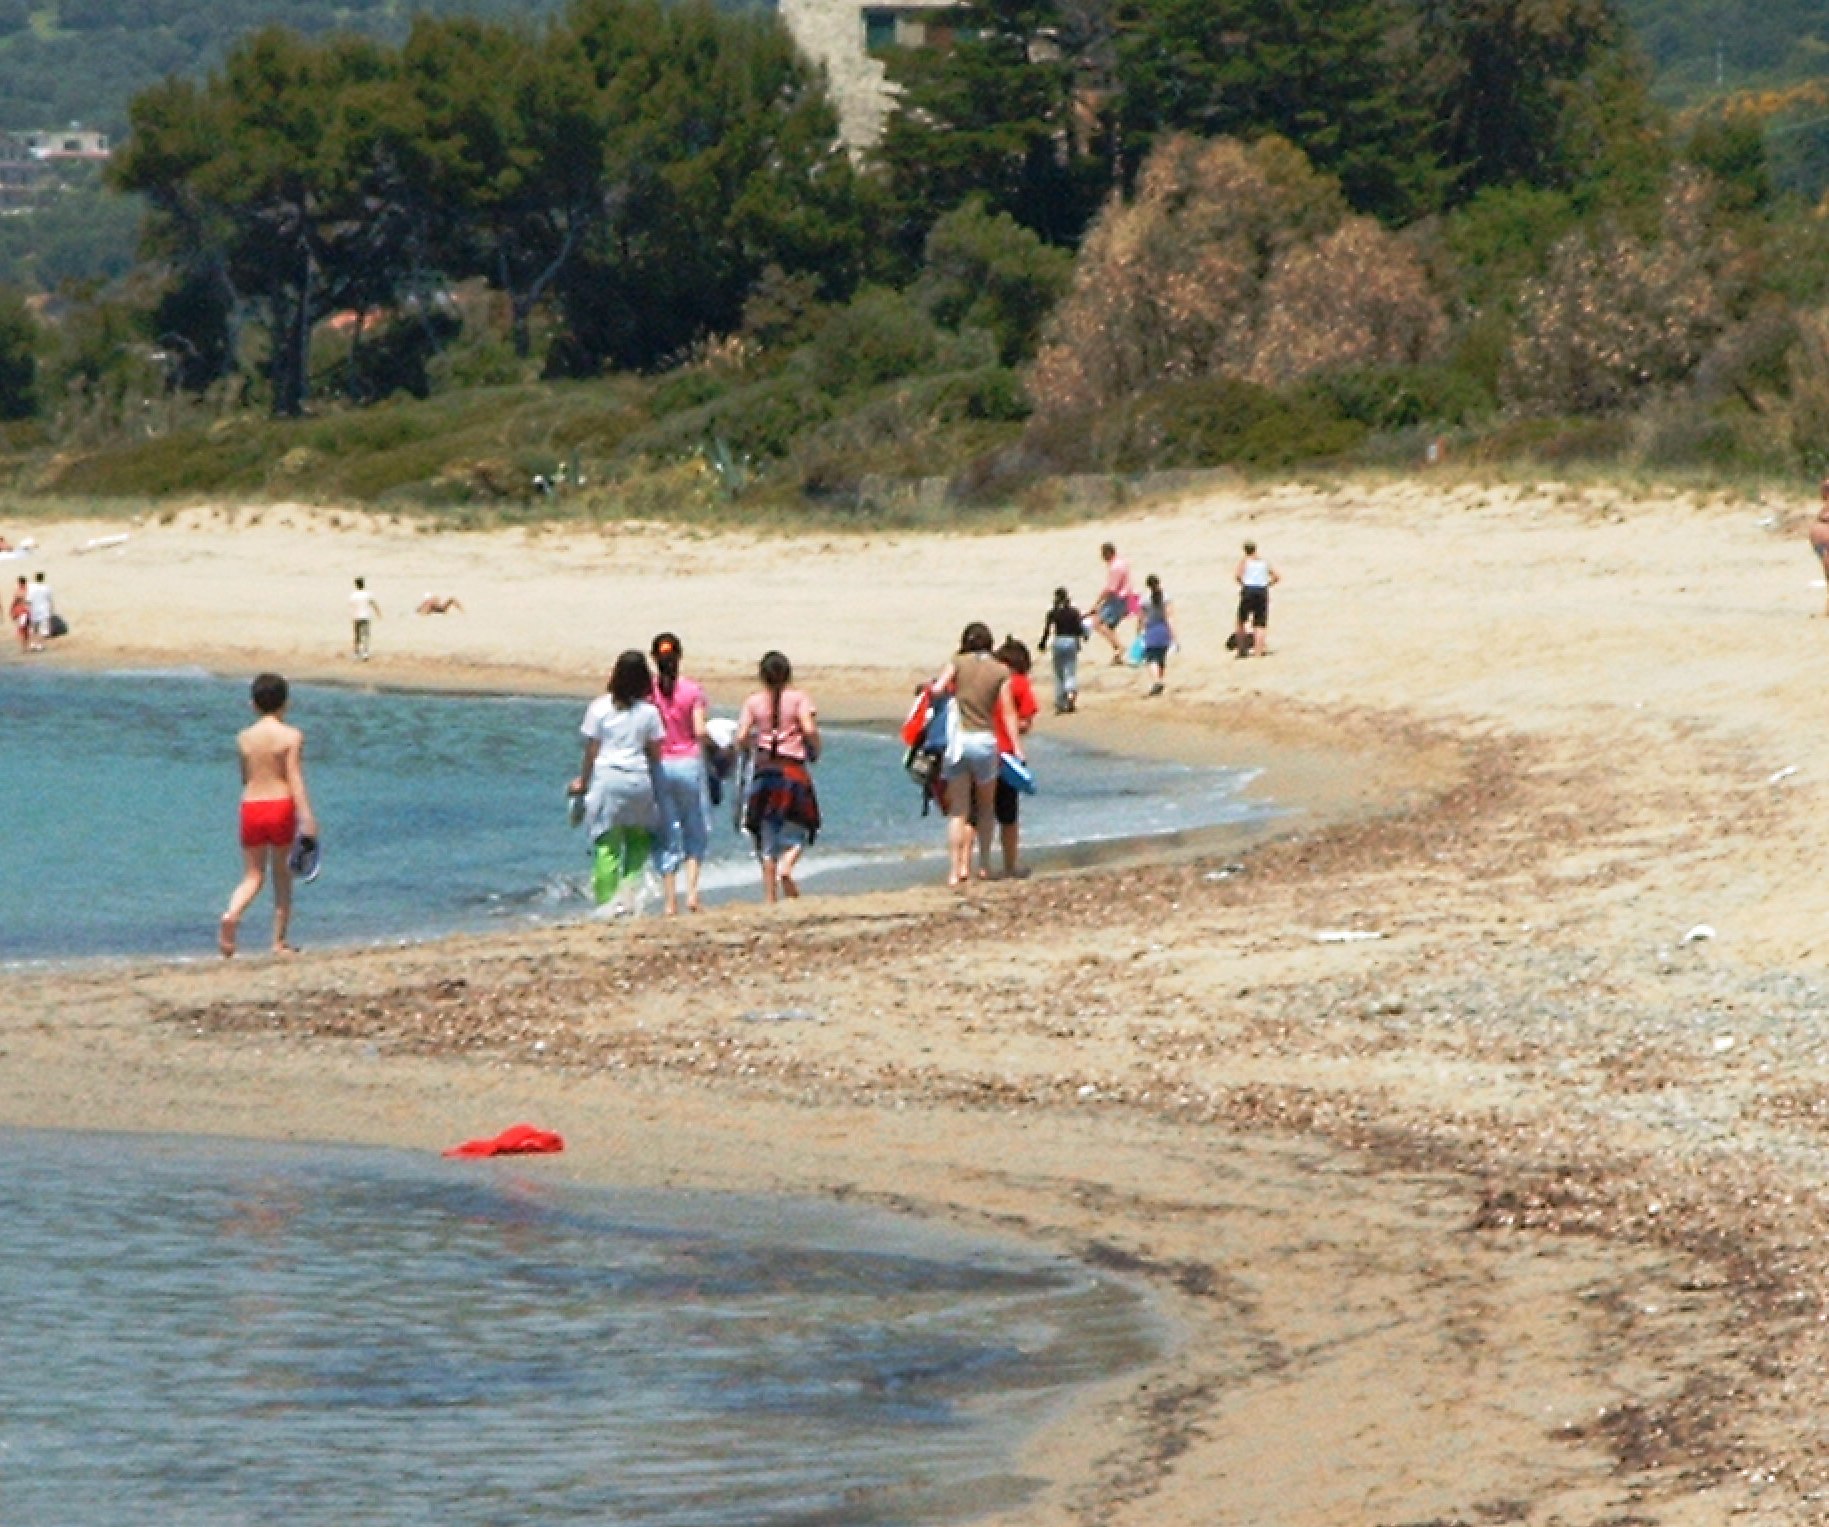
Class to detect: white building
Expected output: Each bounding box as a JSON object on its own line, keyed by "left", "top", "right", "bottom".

{"left": 778, "top": 0, "right": 966, "bottom": 148}
{"left": 24, "top": 127, "right": 110, "bottom": 162}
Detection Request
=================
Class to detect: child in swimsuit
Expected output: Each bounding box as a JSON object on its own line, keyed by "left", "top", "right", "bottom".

{"left": 221, "top": 672, "right": 318, "bottom": 957}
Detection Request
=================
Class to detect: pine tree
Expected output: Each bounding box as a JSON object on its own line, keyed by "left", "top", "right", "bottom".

{"left": 1114, "top": 0, "right": 1449, "bottom": 223}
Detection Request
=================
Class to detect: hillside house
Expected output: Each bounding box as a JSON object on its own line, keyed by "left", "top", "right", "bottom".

{"left": 24, "top": 127, "right": 110, "bottom": 163}
{"left": 0, "top": 128, "right": 114, "bottom": 211}
{"left": 778, "top": 0, "right": 967, "bottom": 148}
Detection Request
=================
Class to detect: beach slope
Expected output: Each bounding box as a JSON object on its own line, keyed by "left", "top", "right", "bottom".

{"left": 6, "top": 478, "right": 1829, "bottom": 1523}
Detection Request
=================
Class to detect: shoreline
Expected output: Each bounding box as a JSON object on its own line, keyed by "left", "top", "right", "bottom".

{"left": 5, "top": 657, "right": 1340, "bottom": 973}
{"left": 10, "top": 483, "right": 1829, "bottom": 1522}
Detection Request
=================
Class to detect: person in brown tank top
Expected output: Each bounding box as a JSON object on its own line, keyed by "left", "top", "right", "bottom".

{"left": 931, "top": 621, "right": 1023, "bottom": 888}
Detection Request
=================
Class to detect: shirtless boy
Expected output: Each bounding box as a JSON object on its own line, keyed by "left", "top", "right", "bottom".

{"left": 220, "top": 672, "right": 318, "bottom": 957}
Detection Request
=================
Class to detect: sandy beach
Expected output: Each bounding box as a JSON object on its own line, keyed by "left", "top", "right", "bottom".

{"left": 9, "top": 474, "right": 1829, "bottom": 1523}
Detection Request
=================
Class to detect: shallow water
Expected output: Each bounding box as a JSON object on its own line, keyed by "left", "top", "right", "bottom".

{"left": 0, "top": 666, "right": 1271, "bottom": 962}
{"left": 0, "top": 1130, "right": 1160, "bottom": 1526}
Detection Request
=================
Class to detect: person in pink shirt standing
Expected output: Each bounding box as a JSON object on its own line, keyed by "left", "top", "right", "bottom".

{"left": 648, "top": 631, "right": 711, "bottom": 915}
{"left": 734, "top": 650, "right": 821, "bottom": 904}
{"left": 1086, "top": 541, "right": 1135, "bottom": 663}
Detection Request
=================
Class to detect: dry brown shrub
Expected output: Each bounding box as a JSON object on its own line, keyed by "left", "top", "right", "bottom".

{"left": 1251, "top": 218, "right": 1448, "bottom": 388}
{"left": 1026, "top": 134, "right": 1446, "bottom": 432}
{"left": 1504, "top": 171, "right": 1746, "bottom": 414}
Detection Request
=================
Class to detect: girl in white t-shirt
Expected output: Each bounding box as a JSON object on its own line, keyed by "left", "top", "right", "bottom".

{"left": 570, "top": 650, "right": 663, "bottom": 909}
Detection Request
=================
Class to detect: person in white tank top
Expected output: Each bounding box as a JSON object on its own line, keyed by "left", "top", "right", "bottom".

{"left": 1232, "top": 540, "right": 1279, "bottom": 657}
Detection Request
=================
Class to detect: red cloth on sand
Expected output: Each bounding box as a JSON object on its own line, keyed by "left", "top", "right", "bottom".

{"left": 443, "top": 1123, "right": 566, "bottom": 1158}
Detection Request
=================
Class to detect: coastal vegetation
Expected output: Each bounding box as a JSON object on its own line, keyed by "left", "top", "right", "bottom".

{"left": 0, "top": 0, "right": 1825, "bottom": 518}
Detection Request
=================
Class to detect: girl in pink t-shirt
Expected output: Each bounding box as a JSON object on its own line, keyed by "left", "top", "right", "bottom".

{"left": 649, "top": 632, "right": 711, "bottom": 914}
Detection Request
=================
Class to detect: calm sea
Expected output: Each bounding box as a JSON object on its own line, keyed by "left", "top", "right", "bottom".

{"left": 0, "top": 666, "right": 1271, "bottom": 963}
{"left": 0, "top": 1129, "right": 1161, "bottom": 1526}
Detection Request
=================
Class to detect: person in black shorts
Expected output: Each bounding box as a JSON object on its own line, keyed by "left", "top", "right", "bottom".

{"left": 1232, "top": 541, "right": 1279, "bottom": 657}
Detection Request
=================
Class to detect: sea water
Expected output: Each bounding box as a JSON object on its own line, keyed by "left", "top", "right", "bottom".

{"left": 0, "top": 1129, "right": 1161, "bottom": 1526}
{"left": 0, "top": 667, "right": 1272, "bottom": 962}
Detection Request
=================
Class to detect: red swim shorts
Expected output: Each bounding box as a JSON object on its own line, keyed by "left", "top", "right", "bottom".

{"left": 240, "top": 797, "right": 298, "bottom": 849}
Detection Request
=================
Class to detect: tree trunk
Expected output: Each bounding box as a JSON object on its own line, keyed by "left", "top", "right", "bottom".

{"left": 272, "top": 242, "right": 314, "bottom": 417}
{"left": 501, "top": 209, "right": 591, "bottom": 362}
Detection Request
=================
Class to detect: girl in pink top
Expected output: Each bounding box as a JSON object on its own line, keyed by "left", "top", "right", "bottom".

{"left": 733, "top": 650, "right": 821, "bottom": 903}
{"left": 649, "top": 632, "right": 711, "bottom": 914}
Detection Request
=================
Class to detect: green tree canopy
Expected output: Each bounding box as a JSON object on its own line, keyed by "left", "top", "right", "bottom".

{"left": 548, "top": 0, "right": 869, "bottom": 374}
{"left": 112, "top": 27, "right": 409, "bottom": 414}
{"left": 1115, "top": 0, "right": 1448, "bottom": 223}
{"left": 918, "top": 197, "right": 1073, "bottom": 365}
{"left": 111, "top": 0, "right": 866, "bottom": 407}
{"left": 873, "top": 0, "right": 1112, "bottom": 258}
{"left": 1415, "top": 0, "right": 1667, "bottom": 208}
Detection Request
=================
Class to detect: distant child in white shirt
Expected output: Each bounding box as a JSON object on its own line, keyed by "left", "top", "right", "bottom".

{"left": 349, "top": 576, "right": 381, "bottom": 660}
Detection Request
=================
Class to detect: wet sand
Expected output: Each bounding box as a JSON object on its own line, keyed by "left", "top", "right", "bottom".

{"left": 7, "top": 477, "right": 1829, "bottom": 1523}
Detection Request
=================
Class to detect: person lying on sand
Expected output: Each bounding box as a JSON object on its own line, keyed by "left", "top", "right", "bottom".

{"left": 416, "top": 592, "right": 464, "bottom": 614}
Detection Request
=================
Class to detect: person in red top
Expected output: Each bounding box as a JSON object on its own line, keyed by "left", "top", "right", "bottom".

{"left": 991, "top": 637, "right": 1039, "bottom": 879}
{"left": 9, "top": 575, "right": 27, "bottom": 653}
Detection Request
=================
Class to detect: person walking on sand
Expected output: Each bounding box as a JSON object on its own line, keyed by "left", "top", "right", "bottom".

{"left": 1233, "top": 541, "right": 1279, "bottom": 657}
{"left": 932, "top": 622, "right": 1023, "bottom": 888}
{"left": 1139, "top": 575, "right": 1175, "bottom": 695}
{"left": 1039, "top": 587, "right": 1085, "bottom": 714}
{"left": 734, "top": 650, "right": 821, "bottom": 904}
{"left": 349, "top": 576, "right": 380, "bottom": 660}
{"left": 570, "top": 650, "right": 664, "bottom": 914}
{"left": 1087, "top": 542, "right": 1135, "bottom": 663}
{"left": 10, "top": 575, "right": 28, "bottom": 653}
{"left": 1809, "top": 480, "right": 1829, "bottom": 617}
{"left": 991, "top": 636, "right": 1038, "bottom": 878}
{"left": 221, "top": 672, "right": 318, "bottom": 958}
{"left": 648, "top": 631, "right": 711, "bottom": 915}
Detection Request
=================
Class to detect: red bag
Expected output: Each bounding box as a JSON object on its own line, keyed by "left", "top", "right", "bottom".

{"left": 899, "top": 685, "right": 934, "bottom": 747}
